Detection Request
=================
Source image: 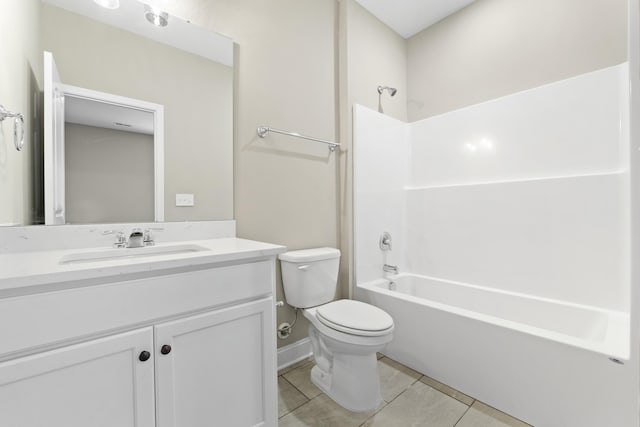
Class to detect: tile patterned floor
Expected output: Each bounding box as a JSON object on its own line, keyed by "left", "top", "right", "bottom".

{"left": 278, "top": 356, "right": 533, "bottom": 427}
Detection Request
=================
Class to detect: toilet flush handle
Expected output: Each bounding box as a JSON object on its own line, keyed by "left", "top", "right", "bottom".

{"left": 297, "top": 264, "right": 310, "bottom": 271}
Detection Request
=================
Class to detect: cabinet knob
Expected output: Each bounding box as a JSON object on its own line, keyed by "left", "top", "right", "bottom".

{"left": 160, "top": 344, "right": 172, "bottom": 355}
{"left": 139, "top": 351, "right": 151, "bottom": 362}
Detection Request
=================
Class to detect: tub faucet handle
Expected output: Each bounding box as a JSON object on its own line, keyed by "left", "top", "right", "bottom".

{"left": 380, "top": 232, "right": 392, "bottom": 251}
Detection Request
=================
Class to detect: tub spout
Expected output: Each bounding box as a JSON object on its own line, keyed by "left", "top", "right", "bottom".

{"left": 383, "top": 264, "right": 398, "bottom": 274}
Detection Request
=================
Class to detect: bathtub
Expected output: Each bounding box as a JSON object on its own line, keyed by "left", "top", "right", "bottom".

{"left": 356, "top": 274, "right": 635, "bottom": 427}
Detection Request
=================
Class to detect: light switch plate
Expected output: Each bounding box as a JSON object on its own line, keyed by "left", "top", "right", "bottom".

{"left": 176, "top": 193, "right": 194, "bottom": 207}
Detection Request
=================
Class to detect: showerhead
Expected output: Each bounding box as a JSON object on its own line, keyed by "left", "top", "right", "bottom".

{"left": 377, "top": 86, "right": 398, "bottom": 97}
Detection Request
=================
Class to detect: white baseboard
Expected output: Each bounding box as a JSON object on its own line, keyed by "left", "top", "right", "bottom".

{"left": 277, "top": 337, "right": 312, "bottom": 371}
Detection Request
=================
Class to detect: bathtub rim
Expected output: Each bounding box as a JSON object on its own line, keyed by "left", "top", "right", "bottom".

{"left": 357, "top": 273, "right": 630, "bottom": 361}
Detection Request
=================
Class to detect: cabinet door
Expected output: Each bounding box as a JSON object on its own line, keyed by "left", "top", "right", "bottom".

{"left": 155, "top": 297, "right": 276, "bottom": 427}
{"left": 0, "top": 328, "right": 155, "bottom": 427}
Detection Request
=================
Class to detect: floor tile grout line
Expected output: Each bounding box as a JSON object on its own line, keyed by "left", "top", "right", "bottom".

{"left": 277, "top": 376, "right": 311, "bottom": 420}
{"left": 357, "top": 373, "right": 474, "bottom": 427}
{"left": 419, "top": 377, "right": 476, "bottom": 408}
{"left": 281, "top": 361, "right": 324, "bottom": 401}
{"left": 278, "top": 358, "right": 314, "bottom": 377}
{"left": 280, "top": 374, "right": 317, "bottom": 402}
{"left": 280, "top": 357, "right": 528, "bottom": 426}
{"left": 278, "top": 399, "right": 308, "bottom": 420}
{"left": 453, "top": 405, "right": 472, "bottom": 427}
{"left": 358, "top": 373, "right": 424, "bottom": 427}
{"left": 418, "top": 374, "right": 478, "bottom": 407}
{"left": 278, "top": 393, "right": 321, "bottom": 421}
{"left": 472, "top": 401, "right": 533, "bottom": 427}
{"left": 281, "top": 356, "right": 420, "bottom": 426}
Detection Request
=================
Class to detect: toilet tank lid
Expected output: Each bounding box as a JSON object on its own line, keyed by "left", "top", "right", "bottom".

{"left": 279, "top": 247, "right": 341, "bottom": 262}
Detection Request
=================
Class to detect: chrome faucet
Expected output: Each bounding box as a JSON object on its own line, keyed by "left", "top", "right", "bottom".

{"left": 104, "top": 228, "right": 157, "bottom": 248}
{"left": 127, "top": 228, "right": 144, "bottom": 248}
{"left": 383, "top": 264, "right": 399, "bottom": 275}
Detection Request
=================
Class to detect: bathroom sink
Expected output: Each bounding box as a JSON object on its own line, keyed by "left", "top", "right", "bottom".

{"left": 59, "top": 244, "right": 209, "bottom": 265}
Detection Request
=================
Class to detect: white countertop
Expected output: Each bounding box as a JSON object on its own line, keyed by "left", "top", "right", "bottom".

{"left": 0, "top": 238, "right": 286, "bottom": 294}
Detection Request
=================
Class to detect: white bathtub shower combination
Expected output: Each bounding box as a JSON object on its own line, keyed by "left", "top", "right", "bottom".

{"left": 353, "top": 64, "right": 636, "bottom": 427}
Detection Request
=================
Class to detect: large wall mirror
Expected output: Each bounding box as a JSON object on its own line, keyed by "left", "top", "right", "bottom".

{"left": 0, "top": 0, "right": 233, "bottom": 226}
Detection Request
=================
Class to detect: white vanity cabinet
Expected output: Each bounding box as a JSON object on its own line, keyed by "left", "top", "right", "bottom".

{"left": 155, "top": 297, "right": 275, "bottom": 427}
{"left": 0, "top": 249, "right": 280, "bottom": 427}
{"left": 0, "top": 328, "right": 156, "bottom": 427}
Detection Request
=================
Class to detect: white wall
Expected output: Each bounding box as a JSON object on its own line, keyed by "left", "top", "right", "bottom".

{"left": 407, "top": 64, "right": 629, "bottom": 310}
{"left": 409, "top": 65, "right": 628, "bottom": 187}
{"left": 353, "top": 105, "right": 408, "bottom": 284}
{"left": 355, "top": 63, "right": 630, "bottom": 311}
{"left": 0, "top": 0, "right": 41, "bottom": 225}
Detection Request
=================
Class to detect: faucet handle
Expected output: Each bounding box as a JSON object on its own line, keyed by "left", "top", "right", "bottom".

{"left": 143, "top": 229, "right": 155, "bottom": 246}
{"left": 380, "top": 232, "right": 392, "bottom": 251}
{"left": 143, "top": 228, "right": 164, "bottom": 246}
{"left": 103, "top": 229, "right": 126, "bottom": 247}
{"left": 114, "top": 231, "right": 126, "bottom": 248}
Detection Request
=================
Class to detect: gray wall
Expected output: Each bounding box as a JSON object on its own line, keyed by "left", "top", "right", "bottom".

{"left": 230, "top": 0, "right": 338, "bottom": 348}
{"left": 42, "top": 3, "right": 233, "bottom": 222}
{"left": 152, "top": 0, "right": 339, "bottom": 347}
{"left": 407, "top": 0, "right": 628, "bottom": 121}
{"left": 0, "top": 0, "right": 41, "bottom": 225}
{"left": 65, "top": 124, "right": 154, "bottom": 224}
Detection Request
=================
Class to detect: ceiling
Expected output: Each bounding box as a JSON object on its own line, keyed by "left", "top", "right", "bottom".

{"left": 66, "top": 96, "right": 154, "bottom": 135}
{"left": 355, "top": 0, "right": 476, "bottom": 39}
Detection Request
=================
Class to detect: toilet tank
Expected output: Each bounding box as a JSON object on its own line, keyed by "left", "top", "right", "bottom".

{"left": 279, "top": 247, "right": 341, "bottom": 308}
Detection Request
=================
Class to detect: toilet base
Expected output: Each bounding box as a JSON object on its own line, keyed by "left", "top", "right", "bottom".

{"left": 310, "top": 360, "right": 383, "bottom": 412}
{"left": 308, "top": 326, "right": 385, "bottom": 412}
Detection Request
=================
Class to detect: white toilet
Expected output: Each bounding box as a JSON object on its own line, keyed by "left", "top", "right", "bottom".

{"left": 279, "top": 247, "right": 394, "bottom": 412}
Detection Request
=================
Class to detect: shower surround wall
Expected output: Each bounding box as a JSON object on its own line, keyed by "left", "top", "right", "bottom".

{"left": 356, "top": 63, "right": 629, "bottom": 310}
{"left": 353, "top": 63, "right": 632, "bottom": 426}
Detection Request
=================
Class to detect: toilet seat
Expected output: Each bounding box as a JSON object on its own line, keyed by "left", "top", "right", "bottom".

{"left": 316, "top": 300, "right": 394, "bottom": 337}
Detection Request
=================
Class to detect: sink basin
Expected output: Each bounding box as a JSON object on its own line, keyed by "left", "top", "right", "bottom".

{"left": 59, "top": 244, "right": 209, "bottom": 265}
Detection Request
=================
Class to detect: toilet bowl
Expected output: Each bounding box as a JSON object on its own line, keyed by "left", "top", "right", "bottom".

{"left": 279, "top": 248, "right": 394, "bottom": 412}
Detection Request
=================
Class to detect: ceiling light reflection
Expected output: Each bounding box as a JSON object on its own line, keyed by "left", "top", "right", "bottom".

{"left": 464, "top": 137, "right": 496, "bottom": 154}
{"left": 93, "top": 0, "right": 120, "bottom": 9}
